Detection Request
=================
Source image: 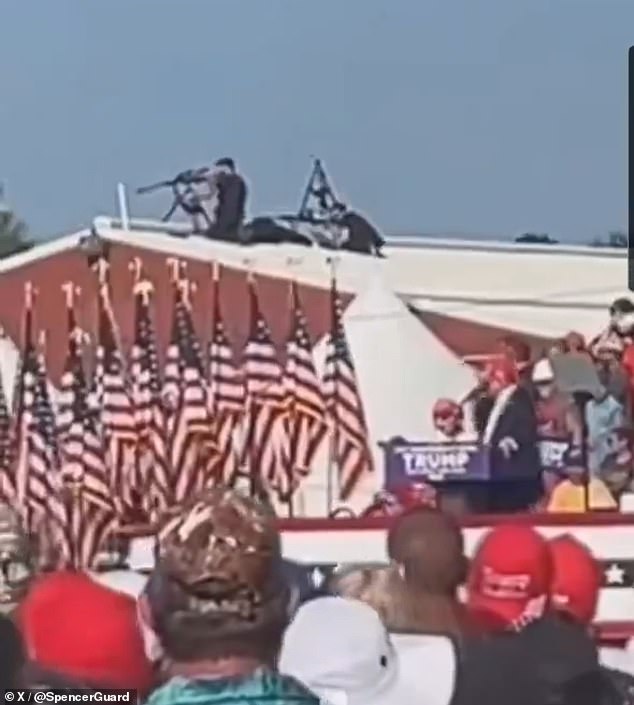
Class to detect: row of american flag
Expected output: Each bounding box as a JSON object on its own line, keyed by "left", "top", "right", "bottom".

{"left": 0, "top": 257, "right": 373, "bottom": 569}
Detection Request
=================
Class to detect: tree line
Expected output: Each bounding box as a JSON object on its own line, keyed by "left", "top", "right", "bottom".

{"left": 515, "top": 231, "right": 627, "bottom": 248}
{"left": 0, "top": 209, "right": 32, "bottom": 258}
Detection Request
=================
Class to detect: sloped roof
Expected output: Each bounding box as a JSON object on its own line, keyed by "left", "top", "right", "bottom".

{"left": 0, "top": 228, "right": 348, "bottom": 384}
{"left": 409, "top": 297, "right": 609, "bottom": 342}
{"left": 409, "top": 307, "right": 554, "bottom": 359}
{"left": 313, "top": 273, "right": 478, "bottom": 443}
{"left": 0, "top": 218, "right": 624, "bottom": 389}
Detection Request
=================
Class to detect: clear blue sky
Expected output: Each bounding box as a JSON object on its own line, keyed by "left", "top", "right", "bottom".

{"left": 0, "top": 0, "right": 631, "bottom": 242}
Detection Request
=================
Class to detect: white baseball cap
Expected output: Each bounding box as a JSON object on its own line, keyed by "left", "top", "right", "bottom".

{"left": 532, "top": 358, "right": 554, "bottom": 383}
{"left": 279, "top": 597, "right": 457, "bottom": 705}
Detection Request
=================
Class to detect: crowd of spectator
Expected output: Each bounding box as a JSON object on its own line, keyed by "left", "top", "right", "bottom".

{"left": 1, "top": 485, "right": 633, "bottom": 704}
{"left": 363, "top": 297, "right": 634, "bottom": 518}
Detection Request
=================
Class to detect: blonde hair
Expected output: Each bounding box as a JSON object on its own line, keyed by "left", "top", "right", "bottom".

{"left": 329, "top": 564, "right": 420, "bottom": 632}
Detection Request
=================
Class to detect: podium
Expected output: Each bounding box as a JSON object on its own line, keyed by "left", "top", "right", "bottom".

{"left": 379, "top": 438, "right": 491, "bottom": 490}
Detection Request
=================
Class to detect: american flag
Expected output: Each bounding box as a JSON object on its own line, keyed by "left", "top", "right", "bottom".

{"left": 57, "top": 302, "right": 117, "bottom": 568}
{"left": 322, "top": 277, "right": 373, "bottom": 500}
{"left": 242, "top": 277, "right": 288, "bottom": 493}
{"left": 208, "top": 269, "right": 245, "bottom": 483}
{"left": 130, "top": 280, "right": 172, "bottom": 519}
{"left": 94, "top": 280, "right": 138, "bottom": 518}
{"left": 14, "top": 301, "right": 70, "bottom": 567}
{"left": 281, "top": 281, "right": 327, "bottom": 499}
{"left": 165, "top": 278, "right": 218, "bottom": 501}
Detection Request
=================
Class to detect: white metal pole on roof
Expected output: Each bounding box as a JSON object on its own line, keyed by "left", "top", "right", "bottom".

{"left": 117, "top": 182, "right": 130, "bottom": 230}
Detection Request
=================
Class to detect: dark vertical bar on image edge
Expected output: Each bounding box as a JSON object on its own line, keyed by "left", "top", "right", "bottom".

{"left": 627, "top": 47, "right": 634, "bottom": 291}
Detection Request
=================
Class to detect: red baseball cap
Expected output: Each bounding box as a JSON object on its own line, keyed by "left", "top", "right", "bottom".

{"left": 467, "top": 524, "right": 552, "bottom": 631}
{"left": 18, "top": 571, "right": 154, "bottom": 692}
{"left": 548, "top": 535, "right": 601, "bottom": 625}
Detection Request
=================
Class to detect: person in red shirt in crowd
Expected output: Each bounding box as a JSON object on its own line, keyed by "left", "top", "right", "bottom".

{"left": 532, "top": 357, "right": 584, "bottom": 497}
{"left": 453, "top": 525, "right": 604, "bottom": 705}
{"left": 532, "top": 357, "right": 583, "bottom": 446}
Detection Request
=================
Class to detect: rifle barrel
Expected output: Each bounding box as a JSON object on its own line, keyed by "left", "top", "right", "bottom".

{"left": 136, "top": 180, "right": 174, "bottom": 195}
{"left": 137, "top": 167, "right": 210, "bottom": 195}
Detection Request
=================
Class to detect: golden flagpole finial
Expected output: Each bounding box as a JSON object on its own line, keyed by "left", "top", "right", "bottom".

{"left": 129, "top": 257, "right": 143, "bottom": 283}
{"left": 177, "top": 277, "right": 194, "bottom": 306}
{"left": 61, "top": 282, "right": 80, "bottom": 308}
{"left": 133, "top": 279, "right": 154, "bottom": 304}
{"left": 166, "top": 257, "right": 183, "bottom": 283}
{"left": 93, "top": 257, "right": 110, "bottom": 285}
{"left": 24, "top": 281, "right": 36, "bottom": 308}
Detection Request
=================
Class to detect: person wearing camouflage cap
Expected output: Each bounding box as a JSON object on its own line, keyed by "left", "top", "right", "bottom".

{"left": 143, "top": 487, "right": 319, "bottom": 705}
{"left": 0, "top": 503, "right": 34, "bottom": 614}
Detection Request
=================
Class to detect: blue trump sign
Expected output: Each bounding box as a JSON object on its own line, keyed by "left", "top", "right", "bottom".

{"left": 380, "top": 438, "right": 491, "bottom": 489}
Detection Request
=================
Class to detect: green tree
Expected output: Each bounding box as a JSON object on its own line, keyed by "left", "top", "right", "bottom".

{"left": 0, "top": 209, "right": 33, "bottom": 258}
{"left": 514, "top": 233, "right": 558, "bottom": 244}
{"left": 590, "top": 230, "right": 627, "bottom": 248}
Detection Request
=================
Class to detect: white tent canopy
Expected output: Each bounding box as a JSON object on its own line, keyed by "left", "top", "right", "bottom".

{"left": 303, "top": 273, "right": 478, "bottom": 515}
{"left": 0, "top": 336, "right": 20, "bottom": 410}
{"left": 338, "top": 272, "right": 477, "bottom": 442}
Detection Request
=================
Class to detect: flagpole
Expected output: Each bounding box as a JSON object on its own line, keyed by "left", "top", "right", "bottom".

{"left": 209, "top": 261, "right": 232, "bottom": 488}
{"left": 36, "top": 326, "right": 61, "bottom": 568}
{"left": 325, "top": 256, "right": 339, "bottom": 517}
{"left": 131, "top": 269, "right": 156, "bottom": 519}
{"left": 61, "top": 282, "right": 81, "bottom": 569}
{"left": 244, "top": 263, "right": 258, "bottom": 500}
{"left": 93, "top": 257, "right": 125, "bottom": 364}
{"left": 209, "top": 262, "right": 219, "bottom": 391}
{"left": 284, "top": 261, "right": 300, "bottom": 518}
{"left": 17, "top": 283, "right": 35, "bottom": 533}
{"left": 210, "top": 262, "right": 242, "bottom": 488}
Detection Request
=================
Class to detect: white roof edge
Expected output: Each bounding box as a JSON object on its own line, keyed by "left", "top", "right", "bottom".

{"left": 92, "top": 217, "right": 631, "bottom": 259}
{"left": 95, "top": 224, "right": 257, "bottom": 270}
{"left": 0, "top": 229, "right": 90, "bottom": 273}
{"left": 95, "top": 216, "right": 626, "bottom": 259}
{"left": 0, "top": 216, "right": 625, "bottom": 277}
{"left": 386, "top": 234, "right": 627, "bottom": 258}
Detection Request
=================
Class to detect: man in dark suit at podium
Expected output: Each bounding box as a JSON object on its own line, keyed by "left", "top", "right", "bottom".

{"left": 478, "top": 359, "right": 542, "bottom": 512}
